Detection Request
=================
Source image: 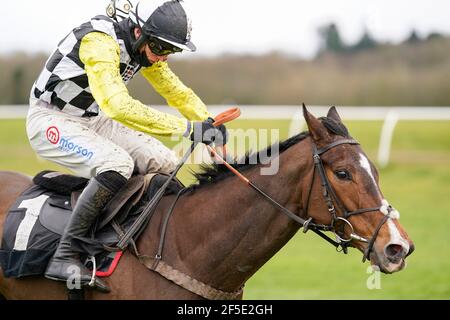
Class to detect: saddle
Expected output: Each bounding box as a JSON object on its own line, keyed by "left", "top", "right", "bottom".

{"left": 0, "top": 170, "right": 184, "bottom": 279}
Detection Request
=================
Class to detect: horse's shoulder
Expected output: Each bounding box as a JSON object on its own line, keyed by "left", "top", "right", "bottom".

{"left": 0, "top": 170, "right": 31, "bottom": 181}
{"left": 0, "top": 171, "right": 33, "bottom": 193}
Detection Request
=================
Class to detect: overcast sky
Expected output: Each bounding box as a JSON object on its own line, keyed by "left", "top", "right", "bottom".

{"left": 2, "top": 0, "right": 450, "bottom": 58}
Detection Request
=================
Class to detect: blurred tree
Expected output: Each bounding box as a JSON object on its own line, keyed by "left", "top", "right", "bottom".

{"left": 427, "top": 32, "right": 444, "bottom": 41}
{"left": 318, "top": 23, "right": 346, "bottom": 53}
{"left": 12, "top": 67, "right": 26, "bottom": 104}
{"left": 351, "top": 29, "right": 378, "bottom": 52}
{"left": 2, "top": 35, "right": 450, "bottom": 106}
{"left": 406, "top": 30, "right": 421, "bottom": 44}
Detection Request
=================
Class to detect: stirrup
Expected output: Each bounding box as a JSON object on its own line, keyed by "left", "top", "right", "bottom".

{"left": 84, "top": 255, "right": 110, "bottom": 293}
{"left": 86, "top": 256, "right": 97, "bottom": 288}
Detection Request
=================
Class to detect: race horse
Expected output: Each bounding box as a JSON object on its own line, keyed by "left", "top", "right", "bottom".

{"left": 0, "top": 107, "right": 414, "bottom": 300}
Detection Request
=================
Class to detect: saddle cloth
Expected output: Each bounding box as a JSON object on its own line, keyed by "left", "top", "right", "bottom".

{"left": 0, "top": 171, "right": 182, "bottom": 278}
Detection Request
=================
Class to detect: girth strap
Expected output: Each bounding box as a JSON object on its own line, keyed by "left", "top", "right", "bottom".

{"left": 136, "top": 188, "right": 246, "bottom": 300}
{"left": 139, "top": 256, "right": 244, "bottom": 300}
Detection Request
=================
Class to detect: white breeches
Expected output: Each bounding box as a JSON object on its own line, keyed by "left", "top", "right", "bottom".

{"left": 26, "top": 101, "right": 179, "bottom": 179}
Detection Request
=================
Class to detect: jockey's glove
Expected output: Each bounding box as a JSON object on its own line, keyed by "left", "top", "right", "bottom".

{"left": 187, "top": 118, "right": 229, "bottom": 146}
{"left": 214, "top": 123, "right": 229, "bottom": 146}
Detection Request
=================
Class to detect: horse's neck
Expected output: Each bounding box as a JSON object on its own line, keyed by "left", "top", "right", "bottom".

{"left": 161, "top": 141, "right": 312, "bottom": 292}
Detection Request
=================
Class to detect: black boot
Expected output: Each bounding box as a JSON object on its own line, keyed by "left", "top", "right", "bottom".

{"left": 45, "top": 171, "right": 127, "bottom": 293}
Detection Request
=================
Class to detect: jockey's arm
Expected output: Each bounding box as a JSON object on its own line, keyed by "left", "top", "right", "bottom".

{"left": 79, "top": 32, "right": 190, "bottom": 136}
{"left": 140, "top": 61, "right": 211, "bottom": 122}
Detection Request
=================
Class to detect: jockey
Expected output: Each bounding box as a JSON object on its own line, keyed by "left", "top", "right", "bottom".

{"left": 26, "top": 0, "right": 227, "bottom": 292}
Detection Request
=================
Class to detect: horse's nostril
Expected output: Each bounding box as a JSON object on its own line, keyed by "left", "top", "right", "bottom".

{"left": 385, "top": 244, "right": 405, "bottom": 262}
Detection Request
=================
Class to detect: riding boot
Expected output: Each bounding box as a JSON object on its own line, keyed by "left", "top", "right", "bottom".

{"left": 45, "top": 171, "right": 127, "bottom": 293}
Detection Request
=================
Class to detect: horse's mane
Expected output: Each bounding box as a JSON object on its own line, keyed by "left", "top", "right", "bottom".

{"left": 189, "top": 116, "right": 350, "bottom": 189}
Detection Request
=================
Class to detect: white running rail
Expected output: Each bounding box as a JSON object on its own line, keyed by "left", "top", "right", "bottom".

{"left": 2, "top": 105, "right": 450, "bottom": 167}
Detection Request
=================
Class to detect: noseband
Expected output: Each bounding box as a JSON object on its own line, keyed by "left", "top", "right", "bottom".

{"left": 302, "top": 138, "right": 397, "bottom": 262}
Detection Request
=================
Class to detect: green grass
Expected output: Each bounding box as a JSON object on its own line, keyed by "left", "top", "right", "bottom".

{"left": 1, "top": 119, "right": 450, "bottom": 299}
{"left": 244, "top": 162, "right": 450, "bottom": 299}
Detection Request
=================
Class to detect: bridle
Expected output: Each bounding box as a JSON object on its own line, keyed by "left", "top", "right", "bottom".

{"left": 302, "top": 138, "right": 397, "bottom": 262}
{"left": 126, "top": 109, "right": 402, "bottom": 300}
{"left": 206, "top": 137, "right": 399, "bottom": 262}
{"left": 136, "top": 136, "right": 400, "bottom": 300}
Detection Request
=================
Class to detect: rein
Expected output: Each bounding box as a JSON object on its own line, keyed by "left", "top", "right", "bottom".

{"left": 208, "top": 138, "right": 396, "bottom": 261}
{"left": 115, "top": 108, "right": 242, "bottom": 250}
{"left": 133, "top": 108, "right": 246, "bottom": 300}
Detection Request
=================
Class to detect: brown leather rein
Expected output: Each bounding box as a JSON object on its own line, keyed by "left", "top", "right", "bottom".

{"left": 208, "top": 138, "right": 395, "bottom": 262}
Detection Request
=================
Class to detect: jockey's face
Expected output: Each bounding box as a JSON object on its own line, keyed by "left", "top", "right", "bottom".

{"left": 134, "top": 28, "right": 169, "bottom": 63}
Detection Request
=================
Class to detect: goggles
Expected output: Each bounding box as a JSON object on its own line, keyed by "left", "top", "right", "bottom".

{"left": 147, "top": 38, "right": 183, "bottom": 56}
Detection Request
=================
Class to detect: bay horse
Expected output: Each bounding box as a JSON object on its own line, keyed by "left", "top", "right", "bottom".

{"left": 0, "top": 107, "right": 414, "bottom": 300}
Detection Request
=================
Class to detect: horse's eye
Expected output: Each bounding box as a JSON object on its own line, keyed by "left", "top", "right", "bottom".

{"left": 335, "top": 170, "right": 352, "bottom": 181}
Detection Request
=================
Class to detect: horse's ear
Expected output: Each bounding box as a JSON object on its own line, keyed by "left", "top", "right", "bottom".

{"left": 327, "top": 106, "right": 342, "bottom": 123}
{"left": 302, "top": 103, "right": 330, "bottom": 142}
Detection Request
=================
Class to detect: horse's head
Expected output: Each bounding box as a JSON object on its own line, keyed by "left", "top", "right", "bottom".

{"left": 301, "top": 105, "right": 414, "bottom": 274}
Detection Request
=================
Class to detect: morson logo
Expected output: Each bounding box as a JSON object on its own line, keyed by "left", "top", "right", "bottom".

{"left": 46, "top": 126, "right": 60, "bottom": 144}
{"left": 46, "top": 126, "right": 94, "bottom": 160}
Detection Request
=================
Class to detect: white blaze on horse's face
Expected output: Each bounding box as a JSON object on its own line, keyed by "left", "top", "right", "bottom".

{"left": 358, "top": 153, "right": 410, "bottom": 272}
{"left": 358, "top": 153, "right": 382, "bottom": 197}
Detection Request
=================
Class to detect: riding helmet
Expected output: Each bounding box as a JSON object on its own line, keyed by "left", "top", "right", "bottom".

{"left": 129, "top": 0, "right": 196, "bottom": 53}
